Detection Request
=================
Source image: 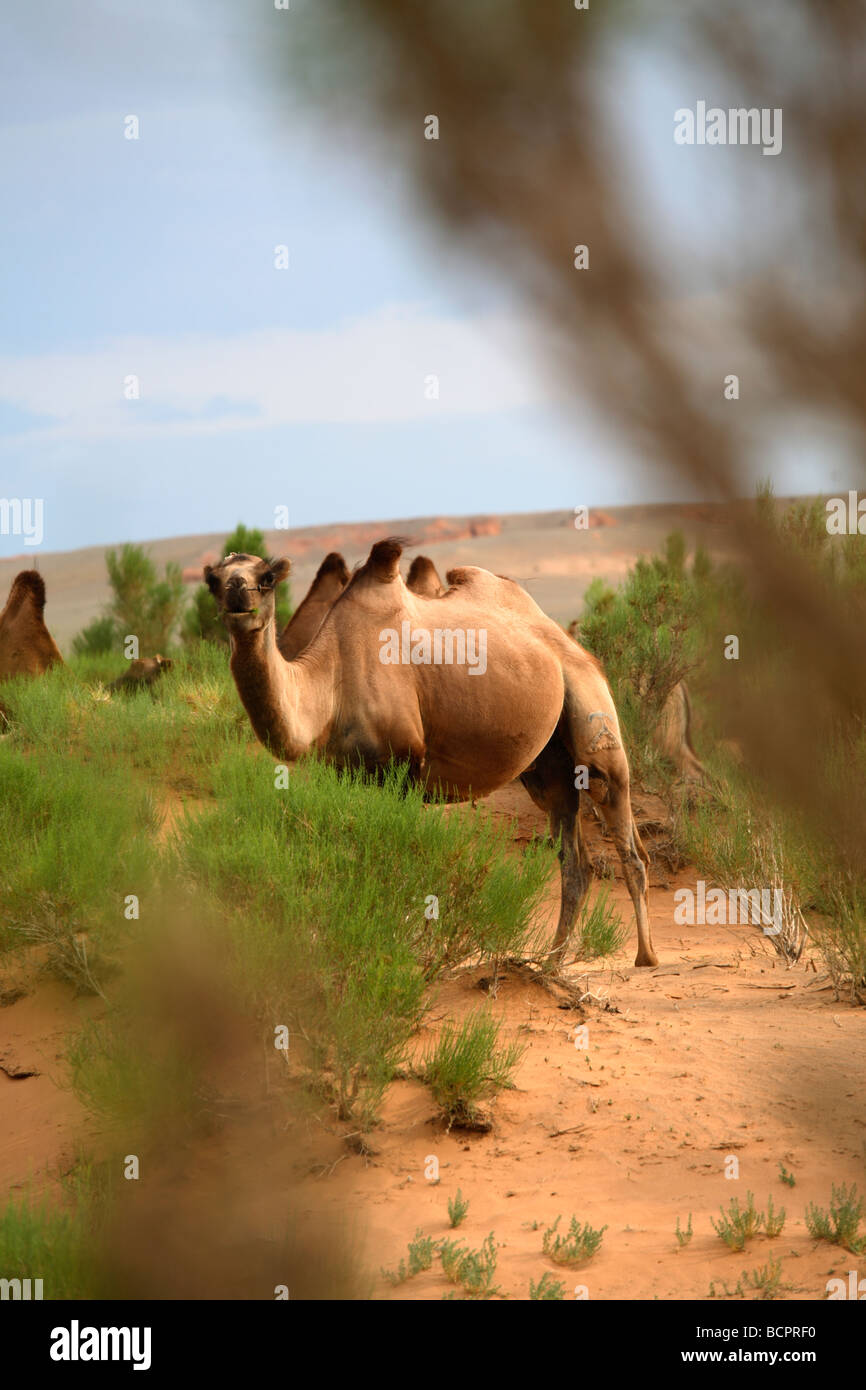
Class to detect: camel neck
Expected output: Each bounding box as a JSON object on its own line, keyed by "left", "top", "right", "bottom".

{"left": 229, "top": 621, "right": 336, "bottom": 761}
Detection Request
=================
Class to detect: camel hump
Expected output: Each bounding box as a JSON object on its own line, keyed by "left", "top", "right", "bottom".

{"left": 363, "top": 537, "right": 407, "bottom": 583}
{"left": 317, "top": 552, "right": 350, "bottom": 585}
{"left": 10, "top": 570, "right": 46, "bottom": 611}
{"left": 444, "top": 566, "right": 474, "bottom": 588}
{"left": 406, "top": 555, "right": 444, "bottom": 596}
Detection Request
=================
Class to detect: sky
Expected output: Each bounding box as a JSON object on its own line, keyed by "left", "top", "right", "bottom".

{"left": 0, "top": 1, "right": 841, "bottom": 556}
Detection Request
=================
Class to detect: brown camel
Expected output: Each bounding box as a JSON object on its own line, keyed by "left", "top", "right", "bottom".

{"left": 0, "top": 571, "right": 63, "bottom": 681}
{"left": 205, "top": 541, "right": 655, "bottom": 968}
{"left": 109, "top": 654, "right": 173, "bottom": 692}
{"left": 652, "top": 679, "right": 707, "bottom": 782}
{"left": 277, "top": 552, "right": 350, "bottom": 660}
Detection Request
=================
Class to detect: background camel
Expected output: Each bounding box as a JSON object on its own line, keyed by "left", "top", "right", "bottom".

{"left": 651, "top": 680, "right": 706, "bottom": 783}
{"left": 109, "top": 655, "right": 173, "bottom": 692}
{"left": 277, "top": 552, "right": 350, "bottom": 660}
{"left": 205, "top": 541, "right": 656, "bottom": 968}
{"left": 0, "top": 571, "right": 63, "bottom": 681}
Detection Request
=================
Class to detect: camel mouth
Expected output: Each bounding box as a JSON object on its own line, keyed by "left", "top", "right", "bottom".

{"left": 223, "top": 607, "right": 265, "bottom": 633}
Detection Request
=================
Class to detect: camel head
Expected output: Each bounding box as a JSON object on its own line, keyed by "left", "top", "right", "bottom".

{"left": 204, "top": 553, "right": 291, "bottom": 636}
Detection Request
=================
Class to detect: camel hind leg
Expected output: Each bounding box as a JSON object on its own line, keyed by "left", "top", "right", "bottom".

{"left": 518, "top": 735, "right": 592, "bottom": 969}
{"left": 558, "top": 679, "right": 657, "bottom": 968}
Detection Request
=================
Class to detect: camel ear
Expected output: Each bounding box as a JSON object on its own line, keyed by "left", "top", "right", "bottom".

{"left": 366, "top": 538, "right": 403, "bottom": 583}
{"left": 204, "top": 565, "right": 220, "bottom": 594}
{"left": 270, "top": 558, "right": 291, "bottom": 583}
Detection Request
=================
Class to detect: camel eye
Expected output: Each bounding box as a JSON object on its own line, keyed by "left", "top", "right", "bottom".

{"left": 259, "top": 571, "right": 275, "bottom": 589}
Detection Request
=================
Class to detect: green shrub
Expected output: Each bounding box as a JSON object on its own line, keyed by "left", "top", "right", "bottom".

{"left": 176, "top": 753, "right": 547, "bottom": 1125}
{"left": 542, "top": 1215, "right": 606, "bottom": 1265}
{"left": 422, "top": 1011, "right": 524, "bottom": 1129}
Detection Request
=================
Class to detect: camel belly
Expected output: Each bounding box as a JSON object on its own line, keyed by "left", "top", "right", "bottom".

{"left": 420, "top": 690, "right": 563, "bottom": 799}
{"left": 334, "top": 634, "right": 565, "bottom": 798}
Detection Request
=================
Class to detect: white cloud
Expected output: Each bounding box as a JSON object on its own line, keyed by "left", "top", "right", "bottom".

{"left": 0, "top": 306, "right": 565, "bottom": 445}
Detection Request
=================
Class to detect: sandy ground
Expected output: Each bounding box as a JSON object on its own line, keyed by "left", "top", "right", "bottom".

{"left": 2, "top": 782, "right": 863, "bottom": 1301}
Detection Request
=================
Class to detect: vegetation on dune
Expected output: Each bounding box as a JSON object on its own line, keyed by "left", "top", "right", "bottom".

{"left": 576, "top": 495, "right": 866, "bottom": 1003}
{"left": 72, "top": 543, "right": 185, "bottom": 656}
{"left": 0, "top": 743, "right": 158, "bottom": 983}
{"left": 421, "top": 1010, "right": 525, "bottom": 1130}
{"left": 70, "top": 522, "right": 293, "bottom": 658}
{"left": 0, "top": 619, "right": 554, "bottom": 1292}
{"left": 175, "top": 753, "right": 548, "bottom": 1125}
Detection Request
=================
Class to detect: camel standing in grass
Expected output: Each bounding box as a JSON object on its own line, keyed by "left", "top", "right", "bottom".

{"left": 206, "top": 541, "right": 656, "bottom": 968}
{"left": 277, "top": 552, "right": 350, "bottom": 660}
{"left": 0, "top": 571, "right": 63, "bottom": 680}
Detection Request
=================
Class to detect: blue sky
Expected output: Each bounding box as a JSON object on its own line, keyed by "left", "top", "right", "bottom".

{"left": 0, "top": 1, "right": 840, "bottom": 555}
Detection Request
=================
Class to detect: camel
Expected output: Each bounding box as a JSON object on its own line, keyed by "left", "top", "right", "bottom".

{"left": 277, "top": 552, "right": 350, "bottom": 660}
{"left": 205, "top": 541, "right": 656, "bottom": 968}
{"left": 652, "top": 679, "right": 707, "bottom": 782}
{"left": 0, "top": 571, "right": 63, "bottom": 681}
{"left": 109, "top": 654, "right": 173, "bottom": 692}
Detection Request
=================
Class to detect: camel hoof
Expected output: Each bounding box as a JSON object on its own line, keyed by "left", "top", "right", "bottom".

{"left": 634, "top": 954, "right": 658, "bottom": 968}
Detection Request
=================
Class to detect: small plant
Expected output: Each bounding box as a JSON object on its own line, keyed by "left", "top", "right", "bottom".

{"left": 805, "top": 1183, "right": 864, "bottom": 1253}
{"left": 542, "top": 1215, "right": 606, "bottom": 1266}
{"left": 422, "top": 1011, "right": 524, "bottom": 1129}
{"left": 439, "top": 1233, "right": 502, "bottom": 1299}
{"left": 675, "top": 1213, "right": 693, "bottom": 1248}
{"left": 572, "top": 885, "right": 627, "bottom": 960}
{"left": 711, "top": 1191, "right": 764, "bottom": 1252}
{"left": 740, "top": 1257, "right": 785, "bottom": 1300}
{"left": 530, "top": 1271, "right": 566, "bottom": 1300}
{"left": 778, "top": 1162, "right": 796, "bottom": 1188}
{"left": 447, "top": 1189, "right": 469, "bottom": 1228}
{"left": 709, "top": 1257, "right": 789, "bottom": 1301}
{"left": 381, "top": 1228, "right": 437, "bottom": 1285}
{"left": 764, "top": 1195, "right": 786, "bottom": 1238}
